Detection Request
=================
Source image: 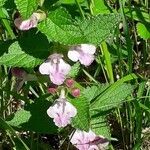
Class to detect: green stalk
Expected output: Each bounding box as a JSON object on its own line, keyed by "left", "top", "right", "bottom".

{"left": 0, "top": 8, "right": 15, "bottom": 39}
{"left": 101, "top": 42, "right": 114, "bottom": 83}
{"left": 119, "top": 0, "right": 132, "bottom": 73}
{"left": 75, "top": 0, "right": 85, "bottom": 19}
{"left": 133, "top": 81, "right": 146, "bottom": 149}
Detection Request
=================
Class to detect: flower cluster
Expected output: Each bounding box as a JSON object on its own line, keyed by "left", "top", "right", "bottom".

{"left": 39, "top": 44, "right": 96, "bottom": 86}
{"left": 38, "top": 44, "right": 109, "bottom": 149}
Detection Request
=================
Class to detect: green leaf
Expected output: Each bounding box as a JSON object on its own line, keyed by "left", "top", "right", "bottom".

{"left": 0, "top": 32, "right": 51, "bottom": 68}
{"left": 82, "top": 84, "right": 109, "bottom": 102}
{"left": 90, "top": 0, "right": 111, "bottom": 15}
{"left": 0, "top": 41, "right": 42, "bottom": 68}
{"left": 136, "top": 22, "right": 150, "bottom": 40}
{"left": 68, "top": 62, "right": 80, "bottom": 78}
{"left": 71, "top": 96, "right": 90, "bottom": 131}
{"left": 91, "top": 83, "right": 133, "bottom": 110}
{"left": 14, "top": 0, "right": 38, "bottom": 19}
{"left": 91, "top": 112, "right": 110, "bottom": 138}
{"left": 38, "top": 7, "right": 120, "bottom": 45}
{"left": 7, "top": 100, "right": 57, "bottom": 134}
{"left": 0, "top": 0, "right": 6, "bottom": 7}
{"left": 80, "top": 13, "right": 120, "bottom": 45}
{"left": 7, "top": 109, "right": 31, "bottom": 127}
{"left": 59, "top": 0, "right": 84, "bottom": 4}
{"left": 38, "top": 7, "right": 85, "bottom": 45}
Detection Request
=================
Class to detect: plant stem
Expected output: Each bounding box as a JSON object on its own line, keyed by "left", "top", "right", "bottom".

{"left": 0, "top": 8, "right": 16, "bottom": 39}
{"left": 75, "top": 0, "right": 85, "bottom": 19}
{"left": 119, "top": 0, "right": 133, "bottom": 73}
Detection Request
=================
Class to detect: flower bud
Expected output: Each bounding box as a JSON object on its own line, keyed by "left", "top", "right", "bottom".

{"left": 47, "top": 87, "right": 57, "bottom": 94}
{"left": 71, "top": 88, "right": 80, "bottom": 97}
{"left": 65, "top": 78, "right": 74, "bottom": 88}
{"left": 11, "top": 68, "right": 26, "bottom": 79}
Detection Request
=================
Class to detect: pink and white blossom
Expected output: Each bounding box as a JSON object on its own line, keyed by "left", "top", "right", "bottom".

{"left": 68, "top": 44, "right": 96, "bottom": 66}
{"left": 47, "top": 90, "right": 77, "bottom": 127}
{"left": 70, "top": 130, "right": 109, "bottom": 150}
{"left": 14, "top": 14, "right": 38, "bottom": 30}
{"left": 39, "top": 54, "right": 71, "bottom": 85}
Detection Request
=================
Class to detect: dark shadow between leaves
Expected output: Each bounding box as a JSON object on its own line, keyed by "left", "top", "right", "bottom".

{"left": 0, "top": 40, "right": 13, "bottom": 57}
{"left": 18, "top": 30, "right": 52, "bottom": 59}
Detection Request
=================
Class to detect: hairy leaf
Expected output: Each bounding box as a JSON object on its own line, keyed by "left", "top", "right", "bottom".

{"left": 91, "top": 83, "right": 133, "bottom": 110}
{"left": 91, "top": 112, "right": 110, "bottom": 138}
{"left": 15, "top": 0, "right": 38, "bottom": 19}
{"left": 38, "top": 7, "right": 120, "bottom": 45}
{"left": 83, "top": 84, "right": 109, "bottom": 102}
{"left": 38, "top": 8, "right": 85, "bottom": 45}
{"left": 68, "top": 62, "right": 80, "bottom": 78}
{"left": 71, "top": 96, "right": 90, "bottom": 131}
{"left": 0, "top": 41, "right": 41, "bottom": 68}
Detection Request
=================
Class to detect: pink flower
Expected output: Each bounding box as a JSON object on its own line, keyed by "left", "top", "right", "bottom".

{"left": 47, "top": 98, "right": 77, "bottom": 127}
{"left": 71, "top": 88, "right": 80, "bottom": 97}
{"left": 65, "top": 78, "right": 75, "bottom": 87}
{"left": 39, "top": 54, "right": 71, "bottom": 85}
{"left": 68, "top": 44, "right": 96, "bottom": 66}
{"left": 14, "top": 13, "right": 38, "bottom": 30}
{"left": 70, "top": 130, "right": 109, "bottom": 150}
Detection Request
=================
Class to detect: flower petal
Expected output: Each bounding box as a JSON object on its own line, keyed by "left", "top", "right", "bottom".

{"left": 79, "top": 53, "right": 95, "bottom": 66}
{"left": 65, "top": 101, "right": 77, "bottom": 117}
{"left": 39, "top": 62, "right": 51, "bottom": 75}
{"left": 47, "top": 100, "right": 77, "bottom": 127}
{"left": 88, "top": 145, "right": 99, "bottom": 150}
{"left": 14, "top": 14, "right": 38, "bottom": 30}
{"left": 59, "top": 59, "right": 71, "bottom": 75}
{"left": 80, "top": 44, "right": 96, "bottom": 54}
{"left": 50, "top": 72, "right": 65, "bottom": 85}
{"left": 68, "top": 50, "right": 80, "bottom": 62}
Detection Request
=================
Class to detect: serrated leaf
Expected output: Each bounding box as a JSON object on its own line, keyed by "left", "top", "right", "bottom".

{"left": 0, "top": 32, "right": 51, "bottom": 68}
{"left": 91, "top": 83, "right": 133, "bottom": 110}
{"left": 38, "top": 7, "right": 120, "bottom": 45}
{"left": 136, "top": 22, "right": 150, "bottom": 40}
{"left": 80, "top": 13, "right": 120, "bottom": 45}
{"left": 68, "top": 62, "right": 80, "bottom": 78}
{"left": 82, "top": 84, "right": 109, "bottom": 101}
{"left": 15, "top": 0, "right": 38, "bottom": 19}
{"left": 71, "top": 96, "right": 90, "bottom": 131}
{"left": 38, "top": 8, "right": 85, "bottom": 45}
{"left": 7, "top": 109, "right": 31, "bottom": 128}
{"left": 0, "top": 41, "right": 41, "bottom": 68}
{"left": 7, "top": 100, "right": 57, "bottom": 133}
{"left": 91, "top": 112, "right": 110, "bottom": 138}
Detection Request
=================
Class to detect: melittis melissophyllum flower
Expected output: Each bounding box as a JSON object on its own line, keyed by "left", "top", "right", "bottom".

{"left": 47, "top": 89, "right": 77, "bottom": 127}
{"left": 14, "top": 10, "right": 46, "bottom": 30}
{"left": 70, "top": 130, "right": 109, "bottom": 150}
{"left": 39, "top": 53, "right": 71, "bottom": 85}
{"left": 68, "top": 44, "right": 96, "bottom": 66}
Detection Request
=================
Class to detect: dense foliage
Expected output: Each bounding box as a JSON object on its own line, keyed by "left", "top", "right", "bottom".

{"left": 0, "top": 0, "right": 150, "bottom": 150}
